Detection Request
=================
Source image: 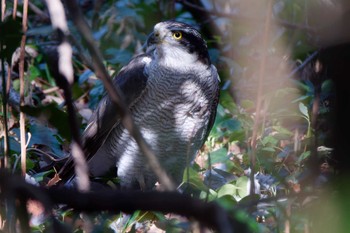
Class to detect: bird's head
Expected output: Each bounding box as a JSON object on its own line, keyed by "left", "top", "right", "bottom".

{"left": 146, "top": 20, "right": 211, "bottom": 68}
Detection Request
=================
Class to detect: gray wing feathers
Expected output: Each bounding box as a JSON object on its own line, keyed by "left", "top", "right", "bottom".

{"left": 202, "top": 65, "right": 220, "bottom": 146}
{"left": 59, "top": 54, "right": 150, "bottom": 180}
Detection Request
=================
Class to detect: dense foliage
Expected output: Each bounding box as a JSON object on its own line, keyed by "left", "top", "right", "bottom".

{"left": 1, "top": 0, "right": 347, "bottom": 232}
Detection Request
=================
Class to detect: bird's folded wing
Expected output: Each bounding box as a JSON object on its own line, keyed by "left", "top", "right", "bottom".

{"left": 201, "top": 65, "right": 220, "bottom": 148}
{"left": 58, "top": 54, "right": 151, "bottom": 181}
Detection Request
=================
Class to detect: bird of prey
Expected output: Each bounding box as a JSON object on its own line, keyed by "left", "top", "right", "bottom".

{"left": 59, "top": 20, "right": 220, "bottom": 190}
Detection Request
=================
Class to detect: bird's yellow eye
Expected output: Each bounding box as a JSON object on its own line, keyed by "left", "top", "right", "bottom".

{"left": 172, "top": 31, "right": 182, "bottom": 40}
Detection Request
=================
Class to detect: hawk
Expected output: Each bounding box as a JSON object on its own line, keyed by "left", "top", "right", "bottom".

{"left": 60, "top": 20, "right": 220, "bottom": 190}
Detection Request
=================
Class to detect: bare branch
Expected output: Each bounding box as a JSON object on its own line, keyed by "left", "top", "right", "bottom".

{"left": 0, "top": 15, "right": 10, "bottom": 169}
{"left": 1, "top": 0, "right": 5, "bottom": 21}
{"left": 12, "top": 0, "right": 18, "bottom": 19}
{"left": 18, "top": 0, "right": 29, "bottom": 177}
{"left": 288, "top": 51, "right": 319, "bottom": 79}
{"left": 28, "top": 2, "right": 49, "bottom": 22}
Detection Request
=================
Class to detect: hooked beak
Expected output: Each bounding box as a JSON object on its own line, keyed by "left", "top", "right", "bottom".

{"left": 143, "top": 31, "right": 161, "bottom": 53}
{"left": 148, "top": 30, "right": 161, "bottom": 43}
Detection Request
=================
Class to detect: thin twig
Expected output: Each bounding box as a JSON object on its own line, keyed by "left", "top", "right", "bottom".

{"left": 12, "top": 0, "right": 17, "bottom": 19}
{"left": 19, "top": 0, "right": 29, "bottom": 177}
{"left": 0, "top": 61, "right": 10, "bottom": 170}
{"left": 44, "top": 0, "right": 90, "bottom": 192}
{"left": 42, "top": 86, "right": 60, "bottom": 94}
{"left": 27, "top": 148, "right": 69, "bottom": 162}
{"left": 63, "top": 0, "right": 176, "bottom": 191}
{"left": 0, "top": 3, "right": 10, "bottom": 169}
{"left": 0, "top": 38, "right": 10, "bottom": 168}
{"left": 287, "top": 51, "right": 319, "bottom": 79}
{"left": 28, "top": 1, "right": 49, "bottom": 22}
{"left": 1, "top": 0, "right": 5, "bottom": 21}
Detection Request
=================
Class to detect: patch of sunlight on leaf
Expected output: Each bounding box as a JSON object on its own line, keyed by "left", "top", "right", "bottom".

{"left": 298, "top": 102, "right": 309, "bottom": 120}
{"left": 236, "top": 176, "right": 249, "bottom": 199}
{"left": 217, "top": 183, "right": 237, "bottom": 198}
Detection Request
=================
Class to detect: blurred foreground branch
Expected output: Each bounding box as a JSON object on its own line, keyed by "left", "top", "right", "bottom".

{"left": 43, "top": 0, "right": 90, "bottom": 191}
{"left": 0, "top": 169, "right": 251, "bottom": 233}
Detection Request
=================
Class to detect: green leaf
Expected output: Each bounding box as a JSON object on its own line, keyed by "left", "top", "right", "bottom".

{"left": 297, "top": 151, "right": 311, "bottom": 164}
{"left": 32, "top": 170, "right": 54, "bottom": 182}
{"left": 298, "top": 102, "right": 309, "bottom": 120}
{"left": 321, "top": 79, "right": 334, "bottom": 93}
{"left": 105, "top": 48, "right": 133, "bottom": 65}
{"left": 199, "top": 189, "right": 217, "bottom": 202}
{"left": 238, "top": 194, "right": 260, "bottom": 205}
{"left": 236, "top": 176, "right": 249, "bottom": 198}
{"left": 26, "top": 158, "right": 35, "bottom": 170}
{"left": 78, "top": 69, "right": 94, "bottom": 85}
{"left": 219, "top": 119, "right": 241, "bottom": 132}
{"left": 72, "top": 83, "right": 84, "bottom": 100}
{"left": 216, "top": 195, "right": 238, "bottom": 209}
{"left": 262, "top": 147, "right": 276, "bottom": 152}
{"left": 209, "top": 148, "right": 228, "bottom": 164}
{"left": 219, "top": 91, "right": 237, "bottom": 112}
{"left": 240, "top": 99, "right": 254, "bottom": 110}
{"left": 28, "top": 65, "right": 41, "bottom": 81}
{"left": 28, "top": 123, "right": 64, "bottom": 157}
{"left": 272, "top": 125, "right": 293, "bottom": 136}
{"left": 217, "top": 183, "right": 237, "bottom": 198}
{"left": 182, "top": 167, "right": 208, "bottom": 191}
{"left": 7, "top": 134, "right": 21, "bottom": 154}
{"left": 261, "top": 135, "right": 278, "bottom": 146}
